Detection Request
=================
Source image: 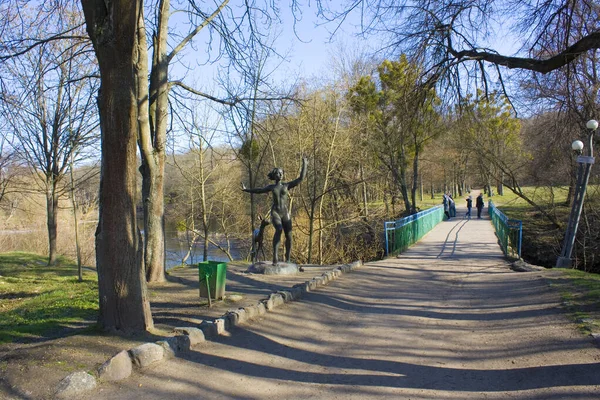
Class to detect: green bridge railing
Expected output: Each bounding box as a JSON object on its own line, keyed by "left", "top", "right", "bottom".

{"left": 488, "top": 200, "right": 522, "bottom": 259}
{"left": 384, "top": 205, "right": 444, "bottom": 256}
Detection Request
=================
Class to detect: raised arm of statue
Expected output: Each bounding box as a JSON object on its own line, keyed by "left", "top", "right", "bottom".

{"left": 287, "top": 157, "right": 308, "bottom": 190}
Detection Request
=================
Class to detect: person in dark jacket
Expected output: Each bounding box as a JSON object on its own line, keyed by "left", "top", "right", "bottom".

{"left": 476, "top": 193, "right": 485, "bottom": 219}
{"left": 466, "top": 196, "right": 472, "bottom": 219}
{"left": 449, "top": 195, "right": 456, "bottom": 218}
{"left": 443, "top": 193, "right": 450, "bottom": 220}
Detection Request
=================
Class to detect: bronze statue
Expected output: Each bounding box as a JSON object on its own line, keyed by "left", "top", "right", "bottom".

{"left": 242, "top": 158, "right": 308, "bottom": 265}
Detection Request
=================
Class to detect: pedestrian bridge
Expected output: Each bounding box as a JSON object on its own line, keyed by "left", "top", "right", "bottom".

{"left": 385, "top": 196, "right": 522, "bottom": 260}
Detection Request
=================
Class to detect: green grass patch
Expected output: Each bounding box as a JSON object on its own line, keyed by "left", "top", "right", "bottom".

{"left": 490, "top": 186, "right": 570, "bottom": 208}
{"left": 0, "top": 252, "right": 99, "bottom": 344}
{"left": 562, "top": 269, "right": 600, "bottom": 299}
{"left": 552, "top": 269, "right": 600, "bottom": 334}
{"left": 417, "top": 194, "right": 444, "bottom": 210}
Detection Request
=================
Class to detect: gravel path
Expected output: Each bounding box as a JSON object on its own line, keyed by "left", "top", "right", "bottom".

{"left": 83, "top": 210, "right": 600, "bottom": 399}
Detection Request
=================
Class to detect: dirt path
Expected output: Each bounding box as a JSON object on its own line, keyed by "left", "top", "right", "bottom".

{"left": 80, "top": 211, "right": 600, "bottom": 399}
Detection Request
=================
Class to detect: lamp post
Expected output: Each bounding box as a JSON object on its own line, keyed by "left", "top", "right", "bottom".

{"left": 556, "top": 119, "right": 598, "bottom": 268}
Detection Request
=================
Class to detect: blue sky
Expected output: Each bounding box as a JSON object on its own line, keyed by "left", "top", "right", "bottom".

{"left": 272, "top": 4, "right": 368, "bottom": 79}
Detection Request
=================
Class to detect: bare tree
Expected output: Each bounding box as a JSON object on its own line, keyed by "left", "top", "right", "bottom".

{"left": 0, "top": 12, "right": 98, "bottom": 265}
{"left": 0, "top": 137, "right": 20, "bottom": 206}
{"left": 319, "top": 0, "right": 600, "bottom": 99}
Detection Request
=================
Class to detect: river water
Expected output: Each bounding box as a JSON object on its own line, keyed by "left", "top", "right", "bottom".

{"left": 164, "top": 230, "right": 246, "bottom": 270}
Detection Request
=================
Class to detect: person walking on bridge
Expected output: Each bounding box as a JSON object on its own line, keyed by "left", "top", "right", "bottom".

{"left": 476, "top": 192, "right": 485, "bottom": 219}
{"left": 443, "top": 193, "right": 451, "bottom": 220}
{"left": 466, "top": 196, "right": 472, "bottom": 219}
{"left": 449, "top": 195, "right": 456, "bottom": 218}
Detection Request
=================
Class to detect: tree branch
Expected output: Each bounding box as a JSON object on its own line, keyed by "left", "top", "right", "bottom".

{"left": 0, "top": 23, "right": 89, "bottom": 61}
{"left": 170, "top": 80, "right": 298, "bottom": 106}
{"left": 167, "top": 0, "right": 230, "bottom": 63}
{"left": 450, "top": 31, "right": 600, "bottom": 74}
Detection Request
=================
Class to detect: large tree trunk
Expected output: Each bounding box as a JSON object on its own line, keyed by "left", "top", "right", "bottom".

{"left": 307, "top": 201, "right": 316, "bottom": 264}
{"left": 497, "top": 171, "right": 504, "bottom": 196}
{"left": 141, "top": 159, "right": 166, "bottom": 282}
{"left": 410, "top": 148, "right": 419, "bottom": 214}
{"left": 138, "top": 0, "right": 169, "bottom": 283}
{"left": 82, "top": 0, "right": 153, "bottom": 333}
{"left": 398, "top": 146, "right": 411, "bottom": 213}
{"left": 46, "top": 180, "right": 59, "bottom": 266}
{"left": 360, "top": 163, "right": 368, "bottom": 219}
{"left": 69, "top": 158, "right": 83, "bottom": 281}
{"left": 200, "top": 154, "right": 209, "bottom": 262}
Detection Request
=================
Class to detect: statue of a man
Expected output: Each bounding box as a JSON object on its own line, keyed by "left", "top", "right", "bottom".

{"left": 242, "top": 158, "right": 308, "bottom": 265}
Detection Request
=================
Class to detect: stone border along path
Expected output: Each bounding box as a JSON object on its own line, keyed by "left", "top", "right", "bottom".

{"left": 53, "top": 261, "right": 363, "bottom": 399}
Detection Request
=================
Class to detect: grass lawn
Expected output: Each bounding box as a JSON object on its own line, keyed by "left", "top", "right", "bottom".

{"left": 551, "top": 269, "right": 600, "bottom": 335}
{"left": 0, "top": 252, "right": 99, "bottom": 344}
{"left": 416, "top": 194, "right": 444, "bottom": 210}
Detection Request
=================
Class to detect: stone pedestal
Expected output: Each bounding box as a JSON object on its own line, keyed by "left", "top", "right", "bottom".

{"left": 246, "top": 261, "right": 299, "bottom": 275}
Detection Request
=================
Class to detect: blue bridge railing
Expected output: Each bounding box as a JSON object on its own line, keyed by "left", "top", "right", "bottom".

{"left": 488, "top": 200, "right": 522, "bottom": 259}
{"left": 385, "top": 205, "right": 444, "bottom": 256}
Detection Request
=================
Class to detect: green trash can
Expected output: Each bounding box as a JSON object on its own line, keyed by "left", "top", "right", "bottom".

{"left": 198, "top": 261, "right": 227, "bottom": 301}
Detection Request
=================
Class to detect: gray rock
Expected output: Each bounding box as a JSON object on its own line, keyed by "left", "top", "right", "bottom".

{"left": 215, "top": 318, "right": 226, "bottom": 334}
{"left": 235, "top": 308, "right": 248, "bottom": 324}
{"left": 55, "top": 371, "right": 96, "bottom": 398}
{"left": 263, "top": 297, "right": 274, "bottom": 311}
{"left": 291, "top": 286, "right": 302, "bottom": 300}
{"left": 246, "top": 261, "right": 299, "bottom": 275}
{"left": 270, "top": 293, "right": 285, "bottom": 307}
{"left": 266, "top": 262, "right": 299, "bottom": 275}
{"left": 174, "top": 327, "right": 205, "bottom": 346}
{"left": 297, "top": 282, "right": 310, "bottom": 293}
{"left": 97, "top": 350, "right": 132, "bottom": 381}
{"left": 256, "top": 302, "right": 267, "bottom": 315}
{"left": 199, "top": 320, "right": 217, "bottom": 338}
{"left": 128, "top": 343, "right": 164, "bottom": 368}
{"left": 591, "top": 333, "right": 600, "bottom": 348}
{"left": 226, "top": 311, "right": 240, "bottom": 327}
{"left": 510, "top": 259, "right": 546, "bottom": 272}
{"left": 156, "top": 339, "right": 177, "bottom": 359}
{"left": 277, "top": 290, "right": 293, "bottom": 302}
{"left": 244, "top": 305, "right": 259, "bottom": 320}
